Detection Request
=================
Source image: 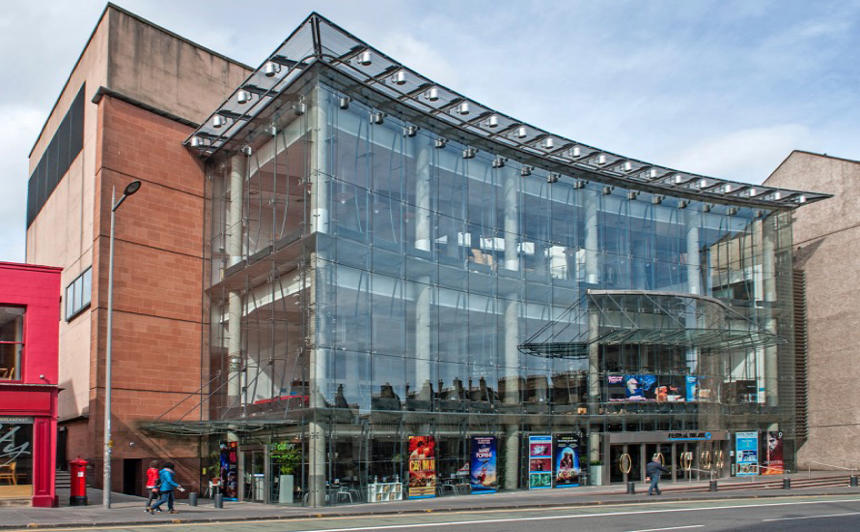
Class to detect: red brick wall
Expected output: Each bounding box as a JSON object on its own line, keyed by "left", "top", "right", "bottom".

{"left": 85, "top": 95, "right": 208, "bottom": 493}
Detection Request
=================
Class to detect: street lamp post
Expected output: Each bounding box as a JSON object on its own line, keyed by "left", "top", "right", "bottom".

{"left": 103, "top": 180, "right": 141, "bottom": 509}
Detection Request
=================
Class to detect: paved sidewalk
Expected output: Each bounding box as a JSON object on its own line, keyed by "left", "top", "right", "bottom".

{"left": 2, "top": 476, "right": 859, "bottom": 530}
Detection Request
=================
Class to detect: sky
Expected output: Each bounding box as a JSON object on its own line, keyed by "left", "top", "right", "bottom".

{"left": 1, "top": 0, "right": 858, "bottom": 263}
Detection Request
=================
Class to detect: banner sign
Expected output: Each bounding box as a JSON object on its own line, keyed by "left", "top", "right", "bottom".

{"left": 607, "top": 375, "right": 657, "bottom": 401}
{"left": 408, "top": 435, "right": 436, "bottom": 498}
{"left": 528, "top": 435, "right": 553, "bottom": 489}
{"left": 735, "top": 431, "right": 759, "bottom": 476}
{"left": 469, "top": 436, "right": 497, "bottom": 493}
{"left": 762, "top": 431, "right": 784, "bottom": 475}
{"left": 554, "top": 434, "right": 582, "bottom": 488}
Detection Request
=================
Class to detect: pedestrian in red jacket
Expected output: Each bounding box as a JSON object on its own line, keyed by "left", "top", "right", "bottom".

{"left": 145, "top": 460, "right": 160, "bottom": 512}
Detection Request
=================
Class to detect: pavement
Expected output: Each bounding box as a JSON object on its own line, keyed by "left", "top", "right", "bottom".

{"left": 1, "top": 473, "right": 859, "bottom": 530}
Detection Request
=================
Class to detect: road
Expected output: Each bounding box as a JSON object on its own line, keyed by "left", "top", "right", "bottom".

{"left": 15, "top": 495, "right": 860, "bottom": 532}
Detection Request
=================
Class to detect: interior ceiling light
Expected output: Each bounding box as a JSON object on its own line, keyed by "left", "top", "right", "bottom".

{"left": 391, "top": 70, "right": 407, "bottom": 85}
{"left": 263, "top": 61, "right": 281, "bottom": 77}
{"left": 424, "top": 87, "right": 439, "bottom": 101}
{"left": 357, "top": 50, "right": 372, "bottom": 65}
{"left": 237, "top": 90, "right": 252, "bottom": 104}
{"left": 456, "top": 102, "right": 470, "bottom": 115}
{"left": 339, "top": 96, "right": 350, "bottom": 109}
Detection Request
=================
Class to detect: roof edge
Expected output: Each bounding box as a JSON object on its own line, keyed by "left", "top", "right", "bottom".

{"left": 91, "top": 86, "right": 200, "bottom": 129}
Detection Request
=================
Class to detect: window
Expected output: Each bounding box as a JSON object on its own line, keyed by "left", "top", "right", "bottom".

{"left": 0, "top": 306, "right": 24, "bottom": 380}
{"left": 65, "top": 267, "right": 92, "bottom": 321}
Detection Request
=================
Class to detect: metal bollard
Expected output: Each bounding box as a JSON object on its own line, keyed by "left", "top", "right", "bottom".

{"left": 214, "top": 492, "right": 223, "bottom": 508}
{"left": 626, "top": 481, "right": 635, "bottom": 494}
{"left": 709, "top": 480, "right": 718, "bottom": 492}
{"left": 850, "top": 475, "right": 858, "bottom": 487}
{"left": 783, "top": 478, "right": 791, "bottom": 489}
{"left": 189, "top": 492, "right": 198, "bottom": 506}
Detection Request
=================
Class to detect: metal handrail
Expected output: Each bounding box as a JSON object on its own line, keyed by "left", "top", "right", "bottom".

{"left": 805, "top": 460, "right": 858, "bottom": 478}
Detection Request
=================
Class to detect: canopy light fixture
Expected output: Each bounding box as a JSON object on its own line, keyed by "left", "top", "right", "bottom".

{"left": 623, "top": 161, "right": 633, "bottom": 171}
{"left": 571, "top": 146, "right": 581, "bottom": 157}
{"left": 628, "top": 191, "right": 639, "bottom": 200}
{"left": 263, "top": 61, "right": 281, "bottom": 77}
{"left": 652, "top": 195, "right": 663, "bottom": 205}
{"left": 241, "top": 145, "right": 253, "bottom": 156}
{"left": 674, "top": 174, "right": 684, "bottom": 184}
{"left": 403, "top": 125, "right": 419, "bottom": 137}
{"left": 520, "top": 165, "right": 533, "bottom": 177}
{"left": 212, "top": 115, "right": 228, "bottom": 128}
{"left": 678, "top": 200, "right": 689, "bottom": 209}
{"left": 597, "top": 154, "right": 607, "bottom": 165}
{"left": 492, "top": 156, "right": 506, "bottom": 168}
{"left": 703, "top": 204, "right": 712, "bottom": 212}
{"left": 391, "top": 70, "right": 407, "bottom": 85}
{"left": 357, "top": 50, "right": 372, "bottom": 65}
{"left": 293, "top": 102, "right": 306, "bottom": 116}
{"left": 456, "top": 102, "right": 470, "bottom": 115}
{"left": 573, "top": 180, "right": 587, "bottom": 189}
{"left": 797, "top": 195, "right": 807, "bottom": 203}
{"left": 723, "top": 184, "right": 733, "bottom": 193}
{"left": 698, "top": 179, "right": 709, "bottom": 189}
{"left": 602, "top": 185, "right": 613, "bottom": 195}
{"left": 542, "top": 137, "right": 554, "bottom": 150}
{"left": 339, "top": 96, "right": 350, "bottom": 109}
{"left": 237, "top": 90, "right": 252, "bottom": 104}
{"left": 727, "top": 207, "right": 739, "bottom": 215}
{"left": 547, "top": 172, "right": 560, "bottom": 183}
{"left": 424, "top": 87, "right": 439, "bottom": 101}
{"left": 434, "top": 137, "right": 448, "bottom": 149}
{"left": 486, "top": 115, "right": 499, "bottom": 128}
{"left": 516, "top": 126, "right": 528, "bottom": 139}
{"left": 463, "top": 146, "right": 478, "bottom": 159}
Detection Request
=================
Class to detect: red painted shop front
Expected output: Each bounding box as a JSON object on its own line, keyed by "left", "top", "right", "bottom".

{"left": 0, "top": 262, "right": 61, "bottom": 507}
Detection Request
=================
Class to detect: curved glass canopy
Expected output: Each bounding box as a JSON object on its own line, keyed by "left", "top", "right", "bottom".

{"left": 186, "top": 13, "right": 828, "bottom": 210}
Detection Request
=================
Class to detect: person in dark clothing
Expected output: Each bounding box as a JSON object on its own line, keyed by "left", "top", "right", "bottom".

{"left": 149, "top": 462, "right": 185, "bottom": 514}
{"left": 646, "top": 455, "right": 670, "bottom": 495}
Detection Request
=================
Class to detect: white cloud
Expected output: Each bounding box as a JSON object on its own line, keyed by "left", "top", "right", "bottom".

{"left": 667, "top": 124, "right": 812, "bottom": 184}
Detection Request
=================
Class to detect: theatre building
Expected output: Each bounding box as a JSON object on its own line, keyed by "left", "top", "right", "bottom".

{"left": 0, "top": 262, "right": 61, "bottom": 506}
{"left": 28, "top": 6, "right": 828, "bottom": 505}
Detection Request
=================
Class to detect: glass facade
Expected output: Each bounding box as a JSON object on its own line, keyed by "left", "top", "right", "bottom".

{"left": 203, "top": 74, "right": 798, "bottom": 505}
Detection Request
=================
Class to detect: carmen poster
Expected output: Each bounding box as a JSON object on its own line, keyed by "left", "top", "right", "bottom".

{"left": 469, "top": 436, "right": 497, "bottom": 494}
{"left": 762, "top": 431, "right": 784, "bottom": 475}
{"left": 407, "top": 436, "right": 436, "bottom": 499}
{"left": 528, "top": 435, "right": 553, "bottom": 489}
{"left": 554, "top": 434, "right": 582, "bottom": 488}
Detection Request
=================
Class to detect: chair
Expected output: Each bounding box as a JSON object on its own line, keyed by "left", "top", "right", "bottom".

{"left": 0, "top": 462, "right": 16, "bottom": 485}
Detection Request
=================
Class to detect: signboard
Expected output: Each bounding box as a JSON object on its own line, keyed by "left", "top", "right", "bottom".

{"left": 554, "top": 434, "right": 582, "bottom": 488}
{"left": 528, "top": 435, "right": 552, "bottom": 489}
{"left": 469, "top": 436, "right": 497, "bottom": 494}
{"left": 762, "top": 431, "right": 784, "bottom": 475}
{"left": 667, "top": 431, "right": 712, "bottom": 442}
{"left": 735, "top": 431, "right": 759, "bottom": 476}
{"left": 408, "top": 436, "right": 436, "bottom": 498}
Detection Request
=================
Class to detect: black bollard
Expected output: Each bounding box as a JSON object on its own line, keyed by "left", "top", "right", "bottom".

{"left": 709, "top": 480, "right": 718, "bottom": 492}
{"left": 850, "top": 475, "right": 858, "bottom": 487}
{"left": 214, "top": 492, "right": 223, "bottom": 508}
{"left": 782, "top": 478, "right": 791, "bottom": 489}
{"left": 627, "top": 481, "right": 635, "bottom": 494}
{"left": 189, "top": 492, "right": 198, "bottom": 506}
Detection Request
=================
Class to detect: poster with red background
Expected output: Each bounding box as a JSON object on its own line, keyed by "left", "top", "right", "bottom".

{"left": 408, "top": 436, "right": 436, "bottom": 498}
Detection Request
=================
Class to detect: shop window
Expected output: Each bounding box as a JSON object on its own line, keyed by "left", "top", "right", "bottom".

{"left": 65, "top": 267, "right": 91, "bottom": 321}
{"left": 0, "top": 306, "right": 24, "bottom": 381}
{"left": 0, "top": 418, "right": 33, "bottom": 497}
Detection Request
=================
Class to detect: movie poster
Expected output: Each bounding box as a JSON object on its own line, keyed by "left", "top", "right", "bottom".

{"left": 469, "top": 436, "right": 497, "bottom": 494}
{"left": 735, "top": 431, "right": 759, "bottom": 476}
{"left": 408, "top": 436, "right": 436, "bottom": 498}
{"left": 762, "top": 431, "right": 784, "bottom": 475}
{"left": 656, "top": 376, "right": 685, "bottom": 403}
{"left": 608, "top": 375, "right": 657, "bottom": 401}
{"left": 528, "top": 435, "right": 553, "bottom": 489}
{"left": 554, "top": 434, "right": 582, "bottom": 488}
{"left": 685, "top": 376, "right": 698, "bottom": 402}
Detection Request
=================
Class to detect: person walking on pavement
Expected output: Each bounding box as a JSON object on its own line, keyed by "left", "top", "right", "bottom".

{"left": 144, "top": 460, "right": 160, "bottom": 512}
{"left": 149, "top": 462, "right": 185, "bottom": 514}
{"left": 646, "top": 455, "right": 669, "bottom": 495}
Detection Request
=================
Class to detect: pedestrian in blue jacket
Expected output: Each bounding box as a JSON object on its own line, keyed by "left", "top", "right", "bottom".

{"left": 149, "top": 462, "right": 185, "bottom": 514}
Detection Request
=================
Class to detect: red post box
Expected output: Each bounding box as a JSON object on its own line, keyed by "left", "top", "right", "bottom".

{"left": 69, "top": 457, "right": 88, "bottom": 506}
